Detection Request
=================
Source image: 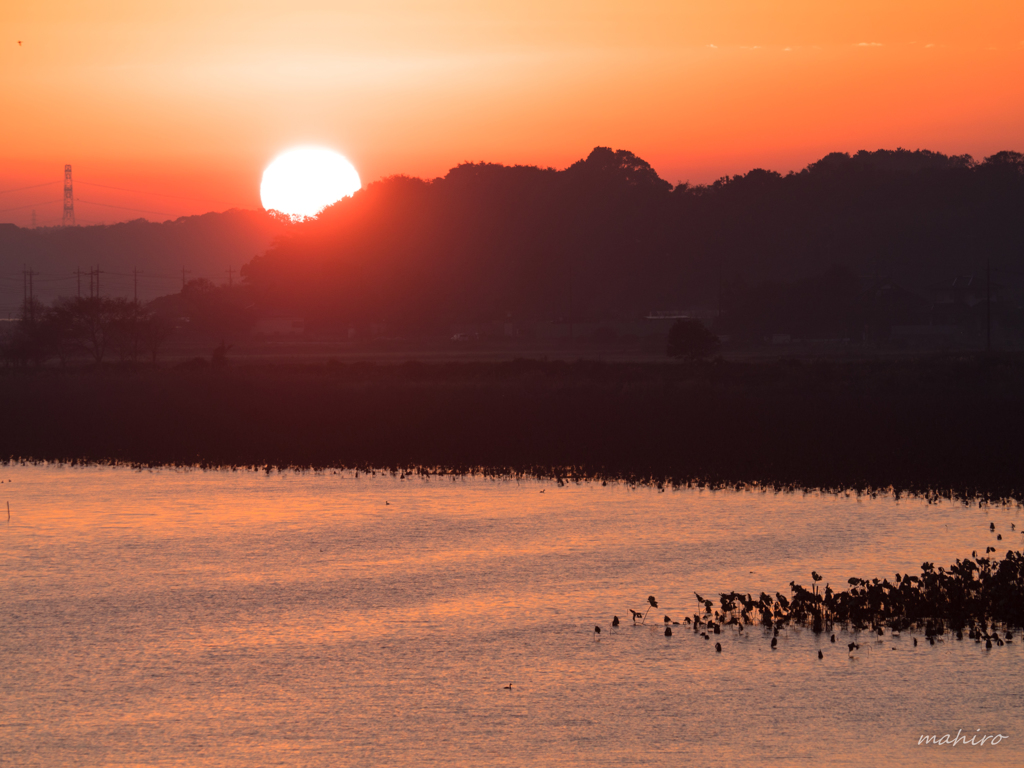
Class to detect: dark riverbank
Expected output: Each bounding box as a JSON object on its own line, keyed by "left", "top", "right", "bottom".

{"left": 3, "top": 355, "right": 1024, "bottom": 503}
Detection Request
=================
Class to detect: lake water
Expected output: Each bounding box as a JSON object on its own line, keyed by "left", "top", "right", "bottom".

{"left": 1, "top": 464, "right": 1020, "bottom": 766}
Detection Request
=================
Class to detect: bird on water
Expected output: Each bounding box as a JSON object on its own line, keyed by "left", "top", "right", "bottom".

{"left": 612, "top": 616, "right": 620, "bottom": 628}
{"left": 715, "top": 642, "right": 722, "bottom": 653}
{"left": 594, "top": 625, "right": 601, "bottom": 639}
{"left": 665, "top": 626, "right": 672, "bottom": 637}
{"left": 818, "top": 650, "right": 823, "bottom": 659}
{"left": 504, "top": 683, "right": 513, "bottom": 690}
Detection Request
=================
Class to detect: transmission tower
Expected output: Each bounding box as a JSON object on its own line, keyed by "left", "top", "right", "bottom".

{"left": 62, "top": 164, "right": 75, "bottom": 227}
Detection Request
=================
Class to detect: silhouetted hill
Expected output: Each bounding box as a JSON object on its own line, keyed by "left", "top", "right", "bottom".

{"left": 241, "top": 147, "right": 1024, "bottom": 343}
{"left": 0, "top": 209, "right": 291, "bottom": 315}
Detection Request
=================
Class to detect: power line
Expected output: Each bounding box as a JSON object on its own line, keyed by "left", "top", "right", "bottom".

{"left": 0, "top": 181, "right": 60, "bottom": 196}
{"left": 76, "top": 180, "right": 243, "bottom": 208}
{"left": 76, "top": 198, "right": 176, "bottom": 217}
{"left": 0, "top": 199, "right": 63, "bottom": 213}
{"left": 24, "top": 276, "right": 76, "bottom": 283}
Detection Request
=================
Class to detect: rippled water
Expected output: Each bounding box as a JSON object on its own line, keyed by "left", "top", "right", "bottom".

{"left": 1, "top": 464, "right": 1021, "bottom": 766}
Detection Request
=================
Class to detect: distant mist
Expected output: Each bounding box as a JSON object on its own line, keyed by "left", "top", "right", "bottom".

{"left": 0, "top": 209, "right": 291, "bottom": 316}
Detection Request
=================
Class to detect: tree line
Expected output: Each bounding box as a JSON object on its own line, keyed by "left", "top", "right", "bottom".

{"left": 2, "top": 296, "right": 171, "bottom": 366}
{"left": 239, "top": 146, "right": 1024, "bottom": 338}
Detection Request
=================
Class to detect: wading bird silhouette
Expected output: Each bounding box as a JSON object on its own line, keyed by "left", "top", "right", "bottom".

{"left": 629, "top": 609, "right": 642, "bottom": 624}
{"left": 818, "top": 650, "right": 823, "bottom": 659}
{"left": 642, "top": 596, "right": 658, "bottom": 624}
{"left": 612, "top": 616, "right": 620, "bottom": 628}
{"left": 665, "top": 626, "right": 672, "bottom": 637}
{"left": 715, "top": 642, "right": 722, "bottom": 652}
{"left": 771, "top": 637, "right": 778, "bottom": 650}
{"left": 594, "top": 626, "right": 601, "bottom": 639}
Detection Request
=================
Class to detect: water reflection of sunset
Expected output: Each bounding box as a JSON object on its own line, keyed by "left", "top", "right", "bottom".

{"left": 2, "top": 465, "right": 1020, "bottom": 765}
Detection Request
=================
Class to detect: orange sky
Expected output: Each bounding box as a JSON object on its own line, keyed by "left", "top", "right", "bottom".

{"left": 3, "top": 0, "right": 1023, "bottom": 226}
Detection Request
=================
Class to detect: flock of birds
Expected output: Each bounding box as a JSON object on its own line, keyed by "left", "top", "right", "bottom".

{"left": 587, "top": 521, "right": 1022, "bottom": 661}
{"left": 593, "top": 601, "right": 1015, "bottom": 657}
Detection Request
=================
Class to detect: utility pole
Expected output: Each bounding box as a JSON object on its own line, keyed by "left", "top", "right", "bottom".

{"left": 718, "top": 263, "right": 723, "bottom": 321}
{"left": 986, "top": 259, "right": 992, "bottom": 353}
{"left": 23, "top": 267, "right": 36, "bottom": 321}
{"left": 568, "top": 259, "right": 573, "bottom": 345}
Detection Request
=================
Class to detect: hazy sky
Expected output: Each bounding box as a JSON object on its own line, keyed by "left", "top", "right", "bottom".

{"left": 3, "top": 0, "right": 1023, "bottom": 225}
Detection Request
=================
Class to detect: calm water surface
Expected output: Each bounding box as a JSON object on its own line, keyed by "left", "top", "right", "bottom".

{"left": 1, "top": 465, "right": 1021, "bottom": 766}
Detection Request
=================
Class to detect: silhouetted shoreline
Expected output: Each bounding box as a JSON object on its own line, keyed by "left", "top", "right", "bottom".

{"left": 3, "top": 355, "right": 1024, "bottom": 504}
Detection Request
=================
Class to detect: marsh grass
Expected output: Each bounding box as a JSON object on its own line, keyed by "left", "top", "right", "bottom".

{"left": 2, "top": 355, "right": 1024, "bottom": 504}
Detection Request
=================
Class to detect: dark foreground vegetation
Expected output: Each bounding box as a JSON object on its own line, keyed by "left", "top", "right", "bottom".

{"left": 3, "top": 355, "right": 1024, "bottom": 504}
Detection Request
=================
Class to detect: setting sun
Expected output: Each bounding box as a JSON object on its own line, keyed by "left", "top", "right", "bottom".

{"left": 260, "top": 147, "right": 361, "bottom": 218}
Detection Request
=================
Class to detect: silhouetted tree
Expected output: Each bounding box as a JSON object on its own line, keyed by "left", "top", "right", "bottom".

{"left": 211, "top": 340, "right": 232, "bottom": 368}
{"left": 139, "top": 314, "right": 173, "bottom": 364}
{"left": 49, "top": 297, "right": 120, "bottom": 363}
{"left": 38, "top": 303, "right": 77, "bottom": 366}
{"left": 667, "top": 319, "right": 720, "bottom": 360}
{"left": 178, "top": 278, "right": 255, "bottom": 339}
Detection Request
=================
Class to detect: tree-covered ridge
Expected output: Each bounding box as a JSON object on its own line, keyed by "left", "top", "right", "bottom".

{"left": 241, "top": 147, "right": 1024, "bottom": 338}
